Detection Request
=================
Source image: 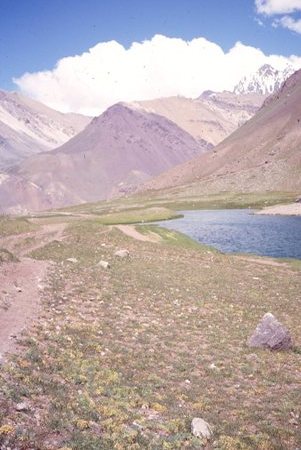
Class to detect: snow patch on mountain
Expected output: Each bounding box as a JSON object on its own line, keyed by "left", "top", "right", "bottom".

{"left": 233, "top": 64, "right": 295, "bottom": 95}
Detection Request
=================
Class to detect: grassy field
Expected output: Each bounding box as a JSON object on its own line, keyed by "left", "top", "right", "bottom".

{"left": 88, "top": 207, "right": 183, "bottom": 225}
{"left": 0, "top": 212, "right": 300, "bottom": 449}
{"left": 57, "top": 190, "right": 299, "bottom": 217}
{"left": 0, "top": 216, "right": 38, "bottom": 237}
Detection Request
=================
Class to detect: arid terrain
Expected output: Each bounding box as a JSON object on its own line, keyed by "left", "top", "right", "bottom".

{"left": 134, "top": 90, "right": 264, "bottom": 147}
{"left": 142, "top": 68, "right": 301, "bottom": 197}
{"left": 0, "top": 103, "right": 206, "bottom": 214}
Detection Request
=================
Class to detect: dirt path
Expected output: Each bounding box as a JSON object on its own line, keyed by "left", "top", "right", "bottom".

{"left": 2, "top": 222, "right": 67, "bottom": 257}
{"left": 115, "top": 224, "right": 161, "bottom": 243}
{"left": 237, "top": 255, "right": 292, "bottom": 269}
{"left": 0, "top": 258, "right": 49, "bottom": 358}
{"left": 0, "top": 222, "right": 67, "bottom": 361}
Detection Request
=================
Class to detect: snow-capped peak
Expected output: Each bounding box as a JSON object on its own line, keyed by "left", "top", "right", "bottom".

{"left": 233, "top": 64, "right": 295, "bottom": 95}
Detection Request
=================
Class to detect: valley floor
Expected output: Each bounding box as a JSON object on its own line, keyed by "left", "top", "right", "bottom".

{"left": 0, "top": 213, "right": 300, "bottom": 449}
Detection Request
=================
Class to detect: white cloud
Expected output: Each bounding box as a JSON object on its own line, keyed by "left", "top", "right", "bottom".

{"left": 255, "top": 0, "right": 301, "bottom": 15}
{"left": 255, "top": 16, "right": 265, "bottom": 26}
{"left": 276, "top": 14, "right": 301, "bottom": 31}
{"left": 13, "top": 35, "right": 301, "bottom": 116}
{"left": 255, "top": 0, "right": 301, "bottom": 33}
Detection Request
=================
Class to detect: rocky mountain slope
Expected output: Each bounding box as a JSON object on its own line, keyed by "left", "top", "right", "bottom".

{"left": 0, "top": 103, "right": 205, "bottom": 213}
{"left": 0, "top": 90, "right": 91, "bottom": 169}
{"left": 134, "top": 64, "right": 295, "bottom": 149}
{"left": 133, "top": 91, "right": 264, "bottom": 148}
{"left": 142, "top": 68, "right": 301, "bottom": 195}
{"left": 234, "top": 64, "right": 294, "bottom": 95}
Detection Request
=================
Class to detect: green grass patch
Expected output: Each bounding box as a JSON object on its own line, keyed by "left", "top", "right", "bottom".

{"left": 0, "top": 217, "right": 38, "bottom": 237}
{"left": 93, "top": 207, "right": 182, "bottom": 225}
{"left": 55, "top": 191, "right": 299, "bottom": 217}
{"left": 138, "top": 224, "right": 219, "bottom": 252}
{"left": 0, "top": 248, "right": 18, "bottom": 264}
{"left": 144, "top": 191, "right": 299, "bottom": 211}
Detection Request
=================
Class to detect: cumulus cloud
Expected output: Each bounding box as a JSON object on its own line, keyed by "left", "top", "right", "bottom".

{"left": 255, "top": 0, "right": 301, "bottom": 33}
{"left": 14, "top": 35, "right": 301, "bottom": 116}
{"left": 255, "top": 0, "right": 301, "bottom": 15}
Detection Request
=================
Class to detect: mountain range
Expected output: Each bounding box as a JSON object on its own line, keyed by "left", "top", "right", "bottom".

{"left": 0, "top": 63, "right": 299, "bottom": 213}
{"left": 142, "top": 68, "right": 301, "bottom": 195}
{"left": 0, "top": 103, "right": 204, "bottom": 213}
{"left": 133, "top": 91, "right": 263, "bottom": 149}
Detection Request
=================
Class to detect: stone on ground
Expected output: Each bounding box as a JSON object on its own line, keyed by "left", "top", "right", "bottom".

{"left": 15, "top": 402, "right": 30, "bottom": 412}
{"left": 66, "top": 257, "right": 78, "bottom": 263}
{"left": 97, "top": 260, "right": 110, "bottom": 269}
{"left": 248, "top": 312, "right": 292, "bottom": 350}
{"left": 114, "top": 249, "right": 130, "bottom": 258}
{"left": 191, "top": 417, "right": 213, "bottom": 440}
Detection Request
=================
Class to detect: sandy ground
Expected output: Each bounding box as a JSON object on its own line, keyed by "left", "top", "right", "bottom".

{"left": 0, "top": 222, "right": 66, "bottom": 361}
{"left": 257, "top": 203, "right": 301, "bottom": 216}
{"left": 115, "top": 224, "right": 161, "bottom": 242}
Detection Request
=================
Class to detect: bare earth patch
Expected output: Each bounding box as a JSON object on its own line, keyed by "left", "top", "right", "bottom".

{"left": 257, "top": 203, "right": 301, "bottom": 216}
{"left": 0, "top": 222, "right": 67, "bottom": 360}
{"left": 237, "top": 255, "right": 291, "bottom": 268}
{"left": 115, "top": 224, "right": 162, "bottom": 242}
{"left": 1, "top": 222, "right": 67, "bottom": 257}
{"left": 0, "top": 258, "right": 49, "bottom": 357}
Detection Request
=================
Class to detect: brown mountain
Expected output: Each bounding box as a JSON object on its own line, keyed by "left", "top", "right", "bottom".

{"left": 0, "top": 90, "right": 90, "bottom": 169}
{"left": 0, "top": 103, "right": 205, "bottom": 213}
{"left": 142, "top": 69, "right": 301, "bottom": 195}
{"left": 133, "top": 91, "right": 264, "bottom": 148}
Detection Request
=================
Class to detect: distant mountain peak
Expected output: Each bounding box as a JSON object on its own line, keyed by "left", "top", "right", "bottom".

{"left": 0, "top": 89, "right": 90, "bottom": 169}
{"left": 233, "top": 64, "right": 295, "bottom": 96}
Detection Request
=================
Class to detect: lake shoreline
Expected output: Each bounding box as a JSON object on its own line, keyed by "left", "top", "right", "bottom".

{"left": 256, "top": 203, "right": 301, "bottom": 216}
{"left": 158, "top": 209, "right": 301, "bottom": 259}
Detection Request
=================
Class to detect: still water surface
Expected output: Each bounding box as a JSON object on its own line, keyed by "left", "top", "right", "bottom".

{"left": 158, "top": 209, "right": 301, "bottom": 259}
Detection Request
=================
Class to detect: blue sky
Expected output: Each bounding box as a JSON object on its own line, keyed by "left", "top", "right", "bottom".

{"left": 1, "top": 0, "right": 301, "bottom": 113}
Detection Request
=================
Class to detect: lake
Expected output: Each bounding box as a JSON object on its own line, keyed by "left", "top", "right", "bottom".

{"left": 158, "top": 209, "right": 301, "bottom": 259}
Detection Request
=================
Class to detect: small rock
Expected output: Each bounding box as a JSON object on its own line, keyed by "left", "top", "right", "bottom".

{"left": 208, "top": 363, "right": 218, "bottom": 370}
{"left": 97, "top": 260, "right": 110, "bottom": 269}
{"left": 14, "top": 284, "right": 22, "bottom": 292}
{"left": 132, "top": 421, "right": 144, "bottom": 431}
{"left": 66, "top": 258, "right": 78, "bottom": 263}
{"left": 15, "top": 402, "right": 30, "bottom": 412}
{"left": 191, "top": 417, "right": 213, "bottom": 440}
{"left": 114, "top": 249, "right": 130, "bottom": 258}
{"left": 248, "top": 312, "right": 292, "bottom": 350}
{"left": 246, "top": 353, "right": 260, "bottom": 362}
